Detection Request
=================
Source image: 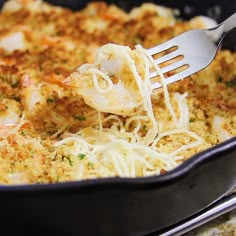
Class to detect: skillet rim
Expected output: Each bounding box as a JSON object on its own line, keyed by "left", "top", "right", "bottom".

{"left": 0, "top": 137, "right": 235, "bottom": 192}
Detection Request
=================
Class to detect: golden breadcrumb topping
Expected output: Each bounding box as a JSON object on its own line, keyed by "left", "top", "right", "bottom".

{"left": 0, "top": 0, "right": 235, "bottom": 184}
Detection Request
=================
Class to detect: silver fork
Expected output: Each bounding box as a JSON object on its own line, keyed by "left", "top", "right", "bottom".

{"left": 148, "top": 13, "right": 236, "bottom": 90}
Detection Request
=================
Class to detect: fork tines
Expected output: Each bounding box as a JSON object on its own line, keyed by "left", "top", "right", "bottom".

{"left": 147, "top": 41, "right": 191, "bottom": 89}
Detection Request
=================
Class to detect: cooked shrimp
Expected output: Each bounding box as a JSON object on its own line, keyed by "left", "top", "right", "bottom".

{"left": 0, "top": 31, "right": 27, "bottom": 52}
{"left": 0, "top": 124, "right": 16, "bottom": 138}
{"left": 20, "top": 74, "right": 42, "bottom": 113}
{"left": 0, "top": 99, "right": 21, "bottom": 125}
{"left": 212, "top": 116, "right": 233, "bottom": 142}
{"left": 64, "top": 44, "right": 148, "bottom": 116}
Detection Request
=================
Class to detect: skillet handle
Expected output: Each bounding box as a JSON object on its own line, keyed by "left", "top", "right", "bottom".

{"left": 160, "top": 191, "right": 236, "bottom": 236}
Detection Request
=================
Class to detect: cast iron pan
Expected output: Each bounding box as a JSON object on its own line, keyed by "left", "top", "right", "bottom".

{"left": 0, "top": 1, "right": 235, "bottom": 236}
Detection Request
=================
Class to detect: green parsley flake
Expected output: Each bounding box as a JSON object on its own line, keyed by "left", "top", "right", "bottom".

{"left": 66, "top": 156, "right": 73, "bottom": 166}
{"left": 79, "top": 153, "right": 86, "bottom": 160}
{"left": 143, "top": 124, "right": 147, "bottom": 132}
{"left": 21, "top": 130, "right": 26, "bottom": 136}
{"left": 47, "top": 98, "right": 55, "bottom": 103}
{"left": 189, "top": 118, "right": 195, "bottom": 123}
{"left": 225, "top": 79, "right": 236, "bottom": 88}
{"left": 88, "top": 162, "right": 94, "bottom": 168}
{"left": 73, "top": 115, "right": 86, "bottom": 121}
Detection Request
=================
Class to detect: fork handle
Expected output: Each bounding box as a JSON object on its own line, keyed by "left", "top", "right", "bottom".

{"left": 221, "top": 12, "right": 236, "bottom": 33}
{"left": 208, "top": 13, "right": 236, "bottom": 44}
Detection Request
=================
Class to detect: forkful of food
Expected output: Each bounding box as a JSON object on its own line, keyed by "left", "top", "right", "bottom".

{"left": 64, "top": 12, "right": 236, "bottom": 115}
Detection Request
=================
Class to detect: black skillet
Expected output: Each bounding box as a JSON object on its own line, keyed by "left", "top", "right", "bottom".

{"left": 0, "top": 1, "right": 235, "bottom": 235}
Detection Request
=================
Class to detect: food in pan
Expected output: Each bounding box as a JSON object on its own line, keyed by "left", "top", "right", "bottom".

{"left": 0, "top": 0, "right": 235, "bottom": 184}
